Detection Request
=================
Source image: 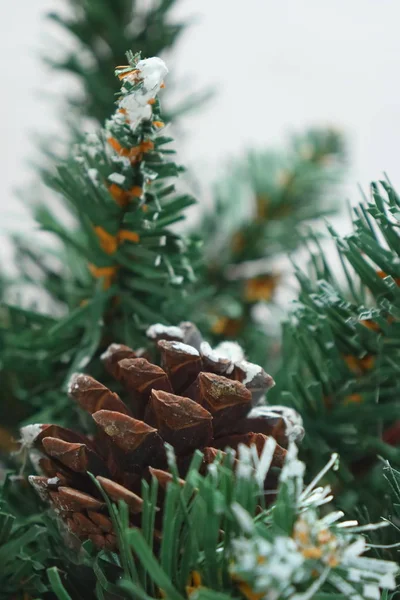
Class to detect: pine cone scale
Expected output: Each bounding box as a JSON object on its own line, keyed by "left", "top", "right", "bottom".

{"left": 158, "top": 340, "right": 203, "bottom": 392}
{"left": 117, "top": 357, "right": 173, "bottom": 418}
{"left": 92, "top": 409, "right": 166, "bottom": 470}
{"left": 42, "top": 437, "right": 109, "bottom": 477}
{"left": 92, "top": 410, "right": 158, "bottom": 452}
{"left": 97, "top": 476, "right": 144, "bottom": 514}
{"left": 69, "top": 373, "right": 130, "bottom": 415}
{"left": 146, "top": 390, "right": 213, "bottom": 455}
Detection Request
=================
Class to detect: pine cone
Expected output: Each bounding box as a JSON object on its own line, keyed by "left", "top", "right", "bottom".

{"left": 25, "top": 322, "right": 303, "bottom": 550}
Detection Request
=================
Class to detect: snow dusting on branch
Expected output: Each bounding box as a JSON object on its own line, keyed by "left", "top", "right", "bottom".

{"left": 116, "top": 56, "right": 168, "bottom": 130}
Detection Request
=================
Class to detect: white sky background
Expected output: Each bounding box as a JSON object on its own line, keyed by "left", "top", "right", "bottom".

{"left": 1, "top": 0, "right": 400, "bottom": 246}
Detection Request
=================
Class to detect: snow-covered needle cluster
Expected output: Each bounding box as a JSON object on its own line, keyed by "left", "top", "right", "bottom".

{"left": 229, "top": 446, "right": 398, "bottom": 600}
{"left": 115, "top": 57, "right": 169, "bottom": 129}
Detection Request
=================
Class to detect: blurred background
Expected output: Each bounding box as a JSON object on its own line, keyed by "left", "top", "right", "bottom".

{"left": 1, "top": 0, "right": 400, "bottom": 221}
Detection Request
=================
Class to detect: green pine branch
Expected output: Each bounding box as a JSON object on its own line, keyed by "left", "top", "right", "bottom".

{"left": 45, "top": 0, "right": 207, "bottom": 126}
{"left": 0, "top": 474, "right": 49, "bottom": 599}
{"left": 1, "top": 0, "right": 209, "bottom": 432}
{"left": 11, "top": 0, "right": 207, "bottom": 289}
{"left": 193, "top": 128, "right": 346, "bottom": 368}
{"left": 273, "top": 179, "right": 400, "bottom": 531}
{"left": 0, "top": 470, "right": 102, "bottom": 599}
{"left": 1, "top": 53, "right": 198, "bottom": 427}
{"left": 7, "top": 444, "right": 396, "bottom": 599}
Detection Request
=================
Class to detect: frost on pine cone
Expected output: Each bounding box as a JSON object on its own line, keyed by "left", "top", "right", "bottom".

{"left": 25, "top": 323, "right": 304, "bottom": 550}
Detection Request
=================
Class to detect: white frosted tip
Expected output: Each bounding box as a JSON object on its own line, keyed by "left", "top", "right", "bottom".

{"left": 20, "top": 424, "right": 43, "bottom": 447}
{"left": 108, "top": 172, "right": 126, "bottom": 185}
{"left": 240, "top": 360, "right": 263, "bottom": 385}
{"left": 146, "top": 323, "right": 184, "bottom": 340}
{"left": 213, "top": 341, "right": 245, "bottom": 364}
{"left": 169, "top": 341, "right": 199, "bottom": 356}
{"left": 100, "top": 343, "right": 124, "bottom": 361}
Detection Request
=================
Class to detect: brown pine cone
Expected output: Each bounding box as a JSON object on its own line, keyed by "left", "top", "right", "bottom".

{"left": 24, "top": 322, "right": 303, "bottom": 550}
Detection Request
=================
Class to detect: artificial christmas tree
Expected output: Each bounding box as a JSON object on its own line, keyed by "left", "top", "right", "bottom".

{"left": 0, "top": 6, "right": 397, "bottom": 593}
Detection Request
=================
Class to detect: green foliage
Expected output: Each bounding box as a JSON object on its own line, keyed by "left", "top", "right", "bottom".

{"left": 0, "top": 508, "right": 47, "bottom": 598}
{"left": 5, "top": 443, "right": 395, "bottom": 599}
{"left": 381, "top": 464, "right": 400, "bottom": 560}
{"left": 0, "top": 468, "right": 109, "bottom": 599}
{"left": 194, "top": 128, "right": 346, "bottom": 369}
{"left": 0, "top": 474, "right": 49, "bottom": 598}
{"left": 40, "top": 446, "right": 397, "bottom": 600}
{"left": 274, "top": 180, "right": 400, "bottom": 519}
{"left": 1, "top": 53, "right": 198, "bottom": 428}
{"left": 46, "top": 0, "right": 208, "bottom": 125}
{"left": 1, "top": 0, "right": 208, "bottom": 433}
{"left": 2, "top": 425, "right": 397, "bottom": 599}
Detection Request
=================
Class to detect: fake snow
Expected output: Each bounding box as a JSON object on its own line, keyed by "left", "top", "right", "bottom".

{"left": 108, "top": 172, "right": 126, "bottom": 185}
{"left": 169, "top": 341, "right": 199, "bottom": 356}
{"left": 146, "top": 324, "right": 184, "bottom": 340}
{"left": 100, "top": 343, "right": 124, "bottom": 360}
{"left": 280, "top": 444, "right": 306, "bottom": 482}
{"left": 84, "top": 133, "right": 100, "bottom": 158}
{"left": 201, "top": 340, "right": 269, "bottom": 388}
{"left": 362, "top": 584, "right": 380, "bottom": 600}
{"left": 67, "top": 372, "right": 90, "bottom": 394}
{"left": 171, "top": 275, "right": 184, "bottom": 285}
{"left": 29, "top": 450, "right": 43, "bottom": 473}
{"left": 86, "top": 133, "right": 98, "bottom": 145}
{"left": 137, "top": 57, "right": 168, "bottom": 94}
{"left": 112, "top": 155, "right": 131, "bottom": 168}
{"left": 88, "top": 168, "right": 98, "bottom": 184}
{"left": 240, "top": 360, "right": 262, "bottom": 384}
{"left": 255, "top": 436, "right": 277, "bottom": 486}
{"left": 252, "top": 405, "right": 304, "bottom": 442}
{"left": 119, "top": 94, "right": 150, "bottom": 128}
{"left": 213, "top": 341, "right": 245, "bottom": 364}
{"left": 47, "top": 477, "right": 59, "bottom": 486}
{"left": 236, "top": 458, "right": 253, "bottom": 480}
{"left": 229, "top": 443, "right": 398, "bottom": 600}
{"left": 200, "top": 342, "right": 226, "bottom": 364}
{"left": 232, "top": 535, "right": 304, "bottom": 592}
{"left": 28, "top": 475, "right": 48, "bottom": 501}
{"left": 119, "top": 57, "right": 168, "bottom": 130}
{"left": 20, "top": 424, "right": 43, "bottom": 447}
{"left": 68, "top": 373, "right": 80, "bottom": 394}
{"left": 379, "top": 571, "right": 398, "bottom": 589}
{"left": 337, "top": 520, "right": 358, "bottom": 528}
